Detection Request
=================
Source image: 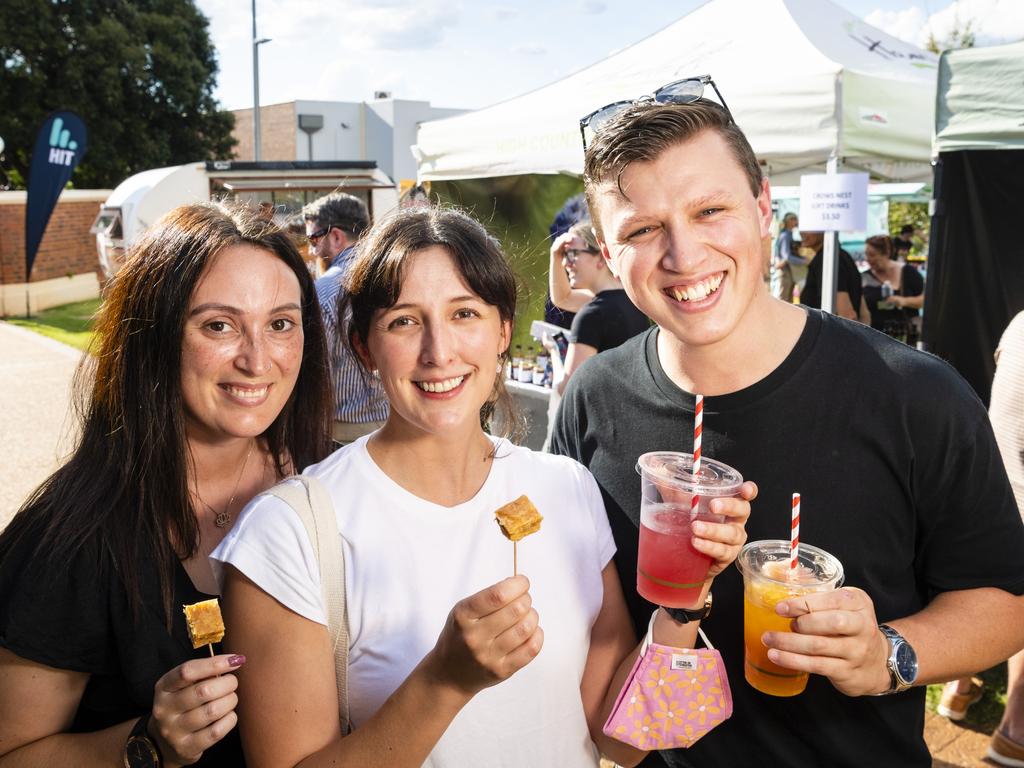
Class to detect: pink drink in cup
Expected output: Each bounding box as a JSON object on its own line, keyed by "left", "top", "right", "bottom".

{"left": 636, "top": 452, "right": 743, "bottom": 607}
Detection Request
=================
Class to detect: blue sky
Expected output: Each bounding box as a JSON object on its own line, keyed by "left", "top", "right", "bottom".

{"left": 195, "top": 0, "right": 1023, "bottom": 112}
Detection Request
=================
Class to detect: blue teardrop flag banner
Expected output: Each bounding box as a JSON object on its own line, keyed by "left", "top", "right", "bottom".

{"left": 25, "top": 111, "right": 88, "bottom": 280}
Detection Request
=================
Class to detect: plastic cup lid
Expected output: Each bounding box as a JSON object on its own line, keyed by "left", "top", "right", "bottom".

{"left": 635, "top": 451, "right": 743, "bottom": 496}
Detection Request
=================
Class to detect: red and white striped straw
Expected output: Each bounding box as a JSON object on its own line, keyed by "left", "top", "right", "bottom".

{"left": 790, "top": 492, "right": 801, "bottom": 572}
{"left": 691, "top": 395, "right": 703, "bottom": 515}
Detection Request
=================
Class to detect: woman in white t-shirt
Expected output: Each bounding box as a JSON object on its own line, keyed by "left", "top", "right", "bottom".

{"left": 213, "top": 208, "right": 755, "bottom": 768}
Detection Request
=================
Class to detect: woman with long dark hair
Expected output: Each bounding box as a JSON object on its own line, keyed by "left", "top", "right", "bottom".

{"left": 0, "top": 203, "right": 332, "bottom": 767}
{"left": 214, "top": 207, "right": 753, "bottom": 767}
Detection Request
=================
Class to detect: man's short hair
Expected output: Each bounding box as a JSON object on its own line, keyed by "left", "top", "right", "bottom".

{"left": 583, "top": 100, "right": 762, "bottom": 239}
{"left": 302, "top": 192, "right": 370, "bottom": 239}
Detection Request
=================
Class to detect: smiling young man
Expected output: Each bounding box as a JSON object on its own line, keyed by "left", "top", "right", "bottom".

{"left": 551, "top": 94, "right": 1024, "bottom": 767}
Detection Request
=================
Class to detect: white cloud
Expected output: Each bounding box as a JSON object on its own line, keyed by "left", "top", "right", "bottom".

{"left": 313, "top": 57, "right": 413, "bottom": 103}
{"left": 494, "top": 6, "right": 518, "bottom": 20}
{"left": 513, "top": 43, "right": 547, "bottom": 55}
{"left": 580, "top": 0, "right": 608, "bottom": 14}
{"left": 863, "top": 7, "right": 927, "bottom": 45}
{"left": 865, "top": 0, "right": 1024, "bottom": 49}
{"left": 234, "top": 0, "right": 460, "bottom": 51}
{"left": 925, "top": 0, "right": 1024, "bottom": 47}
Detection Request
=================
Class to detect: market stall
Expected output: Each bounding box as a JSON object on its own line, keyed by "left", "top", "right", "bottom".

{"left": 924, "top": 40, "right": 1024, "bottom": 405}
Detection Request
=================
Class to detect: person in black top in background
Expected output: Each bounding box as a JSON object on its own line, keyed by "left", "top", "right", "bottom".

{"left": 862, "top": 234, "right": 924, "bottom": 336}
{"left": 554, "top": 87, "right": 1024, "bottom": 767}
{"left": 799, "top": 230, "right": 869, "bottom": 323}
{"left": 0, "top": 203, "right": 332, "bottom": 767}
{"left": 892, "top": 224, "right": 915, "bottom": 258}
{"left": 549, "top": 220, "right": 650, "bottom": 395}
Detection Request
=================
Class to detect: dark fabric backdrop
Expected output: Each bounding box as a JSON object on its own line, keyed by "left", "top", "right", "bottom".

{"left": 923, "top": 149, "right": 1024, "bottom": 406}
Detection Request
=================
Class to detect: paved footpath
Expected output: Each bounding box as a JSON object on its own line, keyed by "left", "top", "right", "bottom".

{"left": 0, "top": 321, "right": 82, "bottom": 530}
{"left": 0, "top": 322, "right": 999, "bottom": 766}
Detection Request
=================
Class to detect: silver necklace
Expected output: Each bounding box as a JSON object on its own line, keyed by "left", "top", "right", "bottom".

{"left": 193, "top": 440, "right": 255, "bottom": 528}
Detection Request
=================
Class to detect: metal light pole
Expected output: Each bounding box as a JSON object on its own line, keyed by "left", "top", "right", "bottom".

{"left": 251, "top": 0, "right": 271, "bottom": 161}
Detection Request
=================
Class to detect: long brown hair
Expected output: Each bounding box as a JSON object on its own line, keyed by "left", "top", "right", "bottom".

{"left": 0, "top": 203, "right": 333, "bottom": 623}
{"left": 344, "top": 207, "right": 524, "bottom": 440}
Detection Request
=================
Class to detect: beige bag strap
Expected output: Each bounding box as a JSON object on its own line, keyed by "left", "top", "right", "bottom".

{"left": 262, "top": 476, "right": 350, "bottom": 733}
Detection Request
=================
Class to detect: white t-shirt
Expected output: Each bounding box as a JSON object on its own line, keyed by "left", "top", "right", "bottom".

{"left": 211, "top": 436, "right": 616, "bottom": 767}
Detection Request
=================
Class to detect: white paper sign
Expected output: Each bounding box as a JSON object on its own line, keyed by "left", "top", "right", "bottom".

{"left": 798, "top": 173, "right": 869, "bottom": 231}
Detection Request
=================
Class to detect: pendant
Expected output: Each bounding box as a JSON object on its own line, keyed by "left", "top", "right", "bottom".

{"left": 214, "top": 509, "right": 232, "bottom": 528}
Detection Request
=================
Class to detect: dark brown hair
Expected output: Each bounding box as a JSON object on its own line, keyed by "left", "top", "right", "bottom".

{"left": 865, "top": 234, "right": 893, "bottom": 259}
{"left": 344, "top": 207, "right": 523, "bottom": 440}
{"left": 302, "top": 192, "right": 370, "bottom": 239}
{"left": 0, "top": 202, "right": 333, "bottom": 623}
{"left": 583, "top": 100, "right": 762, "bottom": 239}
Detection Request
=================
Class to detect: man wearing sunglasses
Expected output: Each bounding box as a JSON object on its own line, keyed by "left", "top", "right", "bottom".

{"left": 551, "top": 77, "right": 1024, "bottom": 767}
{"left": 303, "top": 193, "right": 388, "bottom": 443}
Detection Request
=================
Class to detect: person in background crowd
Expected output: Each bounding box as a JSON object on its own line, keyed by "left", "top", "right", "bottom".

{"left": 892, "top": 224, "right": 915, "bottom": 258}
{"left": 548, "top": 221, "right": 649, "bottom": 395}
{"left": 553, "top": 82, "right": 1024, "bottom": 768}
{"left": 214, "top": 207, "right": 754, "bottom": 767}
{"left": 861, "top": 234, "right": 924, "bottom": 336}
{"left": 0, "top": 203, "right": 332, "bottom": 767}
{"left": 772, "top": 212, "right": 807, "bottom": 302}
{"left": 987, "top": 311, "right": 1024, "bottom": 766}
{"left": 285, "top": 213, "right": 319, "bottom": 277}
{"left": 398, "top": 183, "right": 432, "bottom": 209}
{"left": 799, "top": 230, "right": 869, "bottom": 323}
{"left": 303, "top": 193, "right": 389, "bottom": 444}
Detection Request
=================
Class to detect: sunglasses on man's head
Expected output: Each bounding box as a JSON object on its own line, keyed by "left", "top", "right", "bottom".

{"left": 578, "top": 74, "right": 733, "bottom": 150}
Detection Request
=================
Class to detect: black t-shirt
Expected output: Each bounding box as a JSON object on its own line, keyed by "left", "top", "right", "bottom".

{"left": 863, "top": 263, "right": 925, "bottom": 331}
{"left": 801, "top": 247, "right": 863, "bottom": 314}
{"left": 551, "top": 311, "right": 1024, "bottom": 768}
{"left": 0, "top": 529, "right": 244, "bottom": 766}
{"left": 569, "top": 289, "right": 650, "bottom": 352}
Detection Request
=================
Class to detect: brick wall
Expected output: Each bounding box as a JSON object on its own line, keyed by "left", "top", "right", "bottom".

{"left": 0, "top": 191, "right": 110, "bottom": 285}
{"left": 232, "top": 102, "right": 297, "bottom": 161}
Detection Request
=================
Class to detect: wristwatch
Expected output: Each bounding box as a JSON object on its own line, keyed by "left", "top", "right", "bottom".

{"left": 878, "top": 624, "right": 918, "bottom": 694}
{"left": 661, "top": 592, "right": 713, "bottom": 624}
{"left": 124, "top": 714, "right": 162, "bottom": 768}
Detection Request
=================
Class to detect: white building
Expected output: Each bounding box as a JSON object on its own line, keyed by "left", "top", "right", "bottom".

{"left": 233, "top": 95, "right": 463, "bottom": 185}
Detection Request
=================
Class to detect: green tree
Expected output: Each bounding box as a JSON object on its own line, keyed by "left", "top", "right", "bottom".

{"left": 888, "top": 201, "right": 930, "bottom": 257}
{"left": 925, "top": 15, "right": 976, "bottom": 54}
{"left": 0, "top": 0, "right": 235, "bottom": 189}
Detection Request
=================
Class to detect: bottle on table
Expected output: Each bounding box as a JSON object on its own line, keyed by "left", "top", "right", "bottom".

{"left": 512, "top": 345, "right": 523, "bottom": 381}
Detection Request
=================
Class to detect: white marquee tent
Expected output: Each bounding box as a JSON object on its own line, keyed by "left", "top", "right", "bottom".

{"left": 415, "top": 0, "right": 938, "bottom": 184}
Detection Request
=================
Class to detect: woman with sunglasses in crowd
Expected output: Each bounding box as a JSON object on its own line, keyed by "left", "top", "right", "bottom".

{"left": 215, "top": 206, "right": 754, "bottom": 767}
{"left": 548, "top": 220, "right": 649, "bottom": 396}
{"left": 0, "top": 203, "right": 332, "bottom": 767}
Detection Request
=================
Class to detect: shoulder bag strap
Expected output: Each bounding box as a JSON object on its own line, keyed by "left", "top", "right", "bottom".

{"left": 261, "top": 476, "right": 350, "bottom": 733}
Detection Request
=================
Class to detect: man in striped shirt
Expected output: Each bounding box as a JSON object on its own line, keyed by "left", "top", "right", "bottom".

{"left": 303, "top": 193, "right": 388, "bottom": 444}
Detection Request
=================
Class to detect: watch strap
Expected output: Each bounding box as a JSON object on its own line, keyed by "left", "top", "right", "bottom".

{"left": 124, "top": 714, "right": 163, "bottom": 768}
{"left": 878, "top": 624, "right": 915, "bottom": 694}
{"left": 661, "top": 592, "right": 713, "bottom": 624}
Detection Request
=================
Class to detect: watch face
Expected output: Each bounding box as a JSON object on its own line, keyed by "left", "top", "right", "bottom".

{"left": 125, "top": 736, "right": 159, "bottom": 768}
{"left": 895, "top": 641, "right": 918, "bottom": 684}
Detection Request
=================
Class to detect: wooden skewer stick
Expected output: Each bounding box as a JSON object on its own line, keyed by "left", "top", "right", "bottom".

{"left": 514, "top": 540, "right": 518, "bottom": 577}
{"left": 208, "top": 644, "right": 215, "bottom": 658}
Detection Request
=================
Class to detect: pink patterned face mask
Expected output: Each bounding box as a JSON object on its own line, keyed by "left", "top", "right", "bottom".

{"left": 603, "top": 613, "right": 733, "bottom": 751}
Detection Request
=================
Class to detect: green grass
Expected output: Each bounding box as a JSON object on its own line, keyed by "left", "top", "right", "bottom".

{"left": 6, "top": 298, "right": 100, "bottom": 352}
{"left": 926, "top": 663, "right": 1008, "bottom": 733}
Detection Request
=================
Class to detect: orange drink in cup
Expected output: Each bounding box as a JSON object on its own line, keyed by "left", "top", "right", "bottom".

{"left": 737, "top": 540, "right": 844, "bottom": 696}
